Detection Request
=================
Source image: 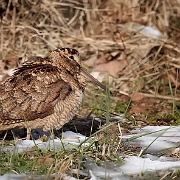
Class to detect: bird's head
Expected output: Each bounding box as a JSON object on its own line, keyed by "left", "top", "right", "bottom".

{"left": 48, "top": 48, "right": 106, "bottom": 91}
{"left": 48, "top": 48, "right": 81, "bottom": 74}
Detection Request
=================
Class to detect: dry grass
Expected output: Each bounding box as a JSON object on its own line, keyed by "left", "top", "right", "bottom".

{"left": 1, "top": 0, "right": 180, "bottom": 99}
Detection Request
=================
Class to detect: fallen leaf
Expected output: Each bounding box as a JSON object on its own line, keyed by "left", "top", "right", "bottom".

{"left": 130, "top": 92, "right": 145, "bottom": 101}
{"left": 93, "top": 60, "right": 128, "bottom": 76}
{"left": 36, "top": 155, "right": 55, "bottom": 166}
{"left": 130, "top": 105, "right": 148, "bottom": 113}
{"left": 118, "top": 94, "right": 130, "bottom": 102}
{"left": 83, "top": 56, "right": 97, "bottom": 67}
{"left": 83, "top": 53, "right": 108, "bottom": 68}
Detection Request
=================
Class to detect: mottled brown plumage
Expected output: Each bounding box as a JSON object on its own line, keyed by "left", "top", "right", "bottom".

{"left": 0, "top": 48, "right": 106, "bottom": 135}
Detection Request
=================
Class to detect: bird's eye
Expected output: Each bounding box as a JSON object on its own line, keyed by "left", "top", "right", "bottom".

{"left": 68, "top": 55, "right": 74, "bottom": 60}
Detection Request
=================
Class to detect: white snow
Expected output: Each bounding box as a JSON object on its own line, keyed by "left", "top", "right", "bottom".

{"left": 137, "top": 25, "right": 164, "bottom": 39}
{"left": 123, "top": 126, "right": 180, "bottom": 152}
{"left": 0, "top": 131, "right": 89, "bottom": 153}
{"left": 1, "top": 126, "right": 180, "bottom": 179}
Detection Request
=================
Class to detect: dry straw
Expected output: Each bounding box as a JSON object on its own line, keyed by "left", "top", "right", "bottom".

{"left": 1, "top": 0, "right": 180, "bottom": 97}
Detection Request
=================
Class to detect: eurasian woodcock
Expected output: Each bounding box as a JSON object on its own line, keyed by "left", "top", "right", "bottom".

{"left": 0, "top": 48, "right": 106, "bottom": 138}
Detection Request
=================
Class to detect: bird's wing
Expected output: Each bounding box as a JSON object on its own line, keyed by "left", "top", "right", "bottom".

{"left": 0, "top": 63, "right": 72, "bottom": 124}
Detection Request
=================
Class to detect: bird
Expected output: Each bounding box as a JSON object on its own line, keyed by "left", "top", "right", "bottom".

{"left": 0, "top": 48, "right": 106, "bottom": 139}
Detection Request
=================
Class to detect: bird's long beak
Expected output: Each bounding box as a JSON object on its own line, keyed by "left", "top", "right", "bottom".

{"left": 80, "top": 68, "right": 106, "bottom": 91}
